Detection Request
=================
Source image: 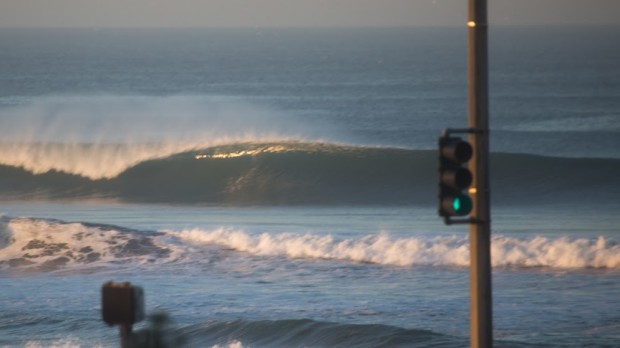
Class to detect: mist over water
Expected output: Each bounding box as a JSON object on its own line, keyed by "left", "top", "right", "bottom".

{"left": 0, "top": 95, "right": 341, "bottom": 178}
{"left": 0, "top": 95, "right": 331, "bottom": 143}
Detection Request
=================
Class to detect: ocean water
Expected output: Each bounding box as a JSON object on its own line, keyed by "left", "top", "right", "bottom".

{"left": 1, "top": 26, "right": 619, "bottom": 347}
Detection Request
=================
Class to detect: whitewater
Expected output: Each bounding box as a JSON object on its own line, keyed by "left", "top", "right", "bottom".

{"left": 1, "top": 26, "right": 620, "bottom": 347}
{"left": 3, "top": 216, "right": 619, "bottom": 272}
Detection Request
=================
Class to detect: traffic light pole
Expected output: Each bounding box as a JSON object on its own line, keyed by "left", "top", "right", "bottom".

{"left": 467, "top": 0, "right": 492, "bottom": 347}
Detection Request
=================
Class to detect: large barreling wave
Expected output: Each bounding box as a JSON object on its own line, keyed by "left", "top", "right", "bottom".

{"left": 0, "top": 95, "right": 333, "bottom": 180}
{"left": 1, "top": 140, "right": 619, "bottom": 205}
{"left": 0, "top": 141, "right": 426, "bottom": 204}
{"left": 1, "top": 95, "right": 619, "bottom": 205}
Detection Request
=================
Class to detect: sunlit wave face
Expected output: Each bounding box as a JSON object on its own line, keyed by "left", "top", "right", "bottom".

{"left": 195, "top": 145, "right": 289, "bottom": 159}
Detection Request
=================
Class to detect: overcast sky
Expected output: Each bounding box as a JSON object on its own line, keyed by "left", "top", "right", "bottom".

{"left": 1, "top": 0, "right": 619, "bottom": 28}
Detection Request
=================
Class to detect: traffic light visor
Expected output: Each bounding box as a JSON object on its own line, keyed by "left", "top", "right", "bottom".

{"left": 452, "top": 195, "right": 473, "bottom": 216}
{"left": 440, "top": 138, "right": 472, "bottom": 163}
{"left": 441, "top": 167, "right": 472, "bottom": 190}
{"left": 442, "top": 194, "right": 473, "bottom": 216}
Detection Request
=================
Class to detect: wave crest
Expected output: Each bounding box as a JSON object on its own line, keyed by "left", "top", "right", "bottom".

{"left": 492, "top": 235, "right": 620, "bottom": 269}
{"left": 172, "top": 228, "right": 620, "bottom": 269}
{"left": 0, "top": 95, "right": 327, "bottom": 179}
{"left": 2, "top": 217, "right": 618, "bottom": 272}
{"left": 1, "top": 140, "right": 619, "bottom": 205}
{"left": 0, "top": 142, "right": 424, "bottom": 204}
{"left": 172, "top": 228, "right": 469, "bottom": 267}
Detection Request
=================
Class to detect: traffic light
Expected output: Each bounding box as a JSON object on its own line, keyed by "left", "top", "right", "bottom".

{"left": 438, "top": 130, "right": 473, "bottom": 223}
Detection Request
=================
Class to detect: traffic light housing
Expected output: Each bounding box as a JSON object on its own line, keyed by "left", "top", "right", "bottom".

{"left": 102, "top": 281, "right": 144, "bottom": 326}
{"left": 439, "top": 130, "right": 473, "bottom": 224}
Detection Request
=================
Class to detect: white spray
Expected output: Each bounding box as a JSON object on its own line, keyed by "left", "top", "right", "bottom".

{"left": 0, "top": 96, "right": 325, "bottom": 179}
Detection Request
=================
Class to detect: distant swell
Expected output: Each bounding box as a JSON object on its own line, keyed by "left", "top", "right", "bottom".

{"left": 184, "top": 319, "right": 461, "bottom": 348}
{"left": 1, "top": 141, "right": 619, "bottom": 206}
{"left": 19, "top": 319, "right": 466, "bottom": 348}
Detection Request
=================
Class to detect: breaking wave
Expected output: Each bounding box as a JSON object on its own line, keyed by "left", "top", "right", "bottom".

{"left": 1, "top": 141, "right": 619, "bottom": 205}
{"left": 173, "top": 227, "right": 620, "bottom": 269}
{"left": 0, "top": 142, "right": 426, "bottom": 205}
{"left": 0, "top": 95, "right": 331, "bottom": 180}
{"left": 0, "top": 216, "right": 174, "bottom": 272}
{"left": 1, "top": 217, "right": 618, "bottom": 273}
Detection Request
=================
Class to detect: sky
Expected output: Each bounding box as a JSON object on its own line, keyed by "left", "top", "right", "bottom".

{"left": 0, "top": 0, "right": 619, "bottom": 28}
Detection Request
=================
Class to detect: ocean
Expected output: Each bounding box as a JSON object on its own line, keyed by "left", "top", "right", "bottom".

{"left": 1, "top": 26, "right": 619, "bottom": 347}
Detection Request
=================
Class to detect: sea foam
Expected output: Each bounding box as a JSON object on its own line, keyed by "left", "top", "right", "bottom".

{"left": 0, "top": 217, "right": 173, "bottom": 271}
{"left": 172, "top": 228, "right": 469, "bottom": 267}
{"left": 172, "top": 228, "right": 620, "bottom": 269}
{"left": 3, "top": 216, "right": 618, "bottom": 271}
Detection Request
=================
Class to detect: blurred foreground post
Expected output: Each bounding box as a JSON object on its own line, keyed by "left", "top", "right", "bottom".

{"left": 101, "top": 281, "right": 185, "bottom": 348}
{"left": 467, "top": 0, "right": 492, "bottom": 347}
{"left": 102, "top": 281, "right": 145, "bottom": 348}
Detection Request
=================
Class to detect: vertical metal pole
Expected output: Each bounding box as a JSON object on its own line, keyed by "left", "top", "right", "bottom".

{"left": 467, "top": 0, "right": 492, "bottom": 347}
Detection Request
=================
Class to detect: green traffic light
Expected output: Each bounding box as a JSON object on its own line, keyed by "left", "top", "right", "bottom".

{"left": 438, "top": 132, "right": 474, "bottom": 221}
{"left": 453, "top": 195, "right": 473, "bottom": 216}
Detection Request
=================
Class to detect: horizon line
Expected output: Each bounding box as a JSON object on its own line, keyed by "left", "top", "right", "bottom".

{"left": 1, "top": 23, "right": 618, "bottom": 30}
